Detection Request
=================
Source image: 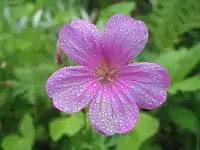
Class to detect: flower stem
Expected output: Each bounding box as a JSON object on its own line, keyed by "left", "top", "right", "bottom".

{"left": 81, "top": 108, "right": 88, "bottom": 130}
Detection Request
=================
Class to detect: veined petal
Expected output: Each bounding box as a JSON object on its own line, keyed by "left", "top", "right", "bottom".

{"left": 59, "top": 20, "right": 102, "bottom": 68}
{"left": 89, "top": 83, "right": 139, "bottom": 136}
{"left": 46, "top": 66, "right": 97, "bottom": 113}
{"left": 120, "top": 62, "right": 171, "bottom": 88}
{"left": 102, "top": 14, "right": 148, "bottom": 67}
{"left": 119, "top": 62, "right": 170, "bottom": 109}
{"left": 111, "top": 83, "right": 139, "bottom": 134}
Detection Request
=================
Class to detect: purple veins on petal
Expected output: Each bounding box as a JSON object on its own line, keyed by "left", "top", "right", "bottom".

{"left": 89, "top": 85, "right": 119, "bottom": 136}
{"left": 46, "top": 66, "right": 98, "bottom": 113}
{"left": 110, "top": 82, "right": 139, "bottom": 134}
{"left": 58, "top": 20, "right": 103, "bottom": 68}
{"left": 89, "top": 83, "right": 139, "bottom": 136}
{"left": 120, "top": 62, "right": 171, "bottom": 88}
{"left": 119, "top": 62, "right": 170, "bottom": 109}
{"left": 102, "top": 14, "right": 148, "bottom": 67}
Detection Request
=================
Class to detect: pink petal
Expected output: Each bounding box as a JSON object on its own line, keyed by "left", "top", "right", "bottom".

{"left": 102, "top": 14, "right": 148, "bottom": 67}
{"left": 89, "top": 83, "right": 139, "bottom": 136}
{"left": 46, "top": 66, "right": 97, "bottom": 113}
{"left": 119, "top": 62, "right": 171, "bottom": 109}
{"left": 59, "top": 20, "right": 102, "bottom": 68}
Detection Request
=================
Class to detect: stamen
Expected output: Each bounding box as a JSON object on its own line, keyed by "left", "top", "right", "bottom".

{"left": 94, "top": 64, "right": 119, "bottom": 84}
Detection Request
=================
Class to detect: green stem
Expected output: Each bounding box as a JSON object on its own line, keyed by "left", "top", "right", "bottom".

{"left": 81, "top": 108, "right": 88, "bottom": 130}
{"left": 84, "top": 112, "right": 88, "bottom": 130}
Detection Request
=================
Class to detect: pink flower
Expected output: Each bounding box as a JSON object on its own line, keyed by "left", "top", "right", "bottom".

{"left": 46, "top": 14, "right": 170, "bottom": 136}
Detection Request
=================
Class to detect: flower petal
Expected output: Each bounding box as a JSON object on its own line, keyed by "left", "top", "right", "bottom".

{"left": 102, "top": 14, "right": 148, "bottom": 67}
{"left": 89, "top": 83, "right": 139, "bottom": 136}
{"left": 46, "top": 66, "right": 97, "bottom": 113}
{"left": 119, "top": 62, "right": 171, "bottom": 109}
{"left": 59, "top": 20, "right": 102, "bottom": 68}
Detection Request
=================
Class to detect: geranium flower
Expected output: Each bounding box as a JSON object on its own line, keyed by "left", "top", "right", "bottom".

{"left": 46, "top": 14, "right": 170, "bottom": 136}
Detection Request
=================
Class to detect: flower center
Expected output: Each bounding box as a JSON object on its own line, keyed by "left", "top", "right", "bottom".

{"left": 94, "top": 64, "right": 119, "bottom": 84}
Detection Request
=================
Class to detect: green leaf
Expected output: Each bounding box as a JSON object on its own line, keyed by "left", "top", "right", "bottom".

{"left": 106, "top": 135, "right": 124, "bottom": 147}
{"left": 91, "top": 131, "right": 106, "bottom": 150}
{"left": 171, "top": 107, "right": 198, "bottom": 133}
{"left": 156, "top": 45, "right": 200, "bottom": 93}
{"left": 155, "top": 48, "right": 187, "bottom": 80}
{"left": 9, "top": 3, "right": 34, "bottom": 21}
{"left": 117, "top": 135, "right": 134, "bottom": 150}
{"left": 1, "top": 134, "right": 32, "bottom": 150}
{"left": 92, "top": 141, "right": 106, "bottom": 150}
{"left": 20, "top": 114, "right": 35, "bottom": 141}
{"left": 13, "top": 64, "right": 58, "bottom": 104}
{"left": 173, "top": 44, "right": 200, "bottom": 81}
{"left": 149, "top": 0, "right": 158, "bottom": 7}
{"left": 97, "top": 2, "right": 135, "bottom": 31}
{"left": 99, "top": 1, "right": 135, "bottom": 19}
{"left": 49, "top": 116, "right": 83, "bottom": 141}
{"left": 168, "top": 75, "right": 200, "bottom": 94}
{"left": 141, "top": 143, "right": 162, "bottom": 150}
{"left": 1, "top": 134, "right": 21, "bottom": 150}
{"left": 1, "top": 115, "right": 35, "bottom": 150}
{"left": 149, "top": 0, "right": 200, "bottom": 50}
{"left": 117, "top": 112, "right": 159, "bottom": 150}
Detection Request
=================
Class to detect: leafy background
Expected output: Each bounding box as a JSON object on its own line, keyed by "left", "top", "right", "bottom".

{"left": 0, "top": 0, "right": 200, "bottom": 150}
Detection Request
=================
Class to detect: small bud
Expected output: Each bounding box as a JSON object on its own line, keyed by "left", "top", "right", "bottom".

{"left": 81, "top": 108, "right": 86, "bottom": 113}
{"left": 56, "top": 40, "right": 63, "bottom": 65}
{"left": 56, "top": 51, "right": 63, "bottom": 65}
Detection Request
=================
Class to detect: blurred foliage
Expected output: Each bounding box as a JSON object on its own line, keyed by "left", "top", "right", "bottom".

{"left": 0, "top": 0, "right": 200, "bottom": 150}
